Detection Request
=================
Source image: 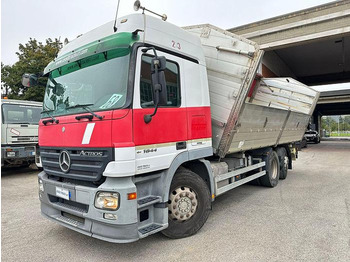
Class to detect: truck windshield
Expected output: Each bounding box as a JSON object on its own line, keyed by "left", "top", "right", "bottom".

{"left": 42, "top": 48, "right": 130, "bottom": 117}
{"left": 2, "top": 104, "right": 42, "bottom": 125}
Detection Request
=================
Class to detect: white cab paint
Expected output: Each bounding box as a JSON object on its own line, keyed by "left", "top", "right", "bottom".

{"left": 81, "top": 123, "right": 95, "bottom": 145}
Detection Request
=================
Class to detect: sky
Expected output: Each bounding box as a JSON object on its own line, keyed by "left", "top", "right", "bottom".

{"left": 1, "top": 0, "right": 334, "bottom": 65}
{"left": 1, "top": 0, "right": 347, "bottom": 91}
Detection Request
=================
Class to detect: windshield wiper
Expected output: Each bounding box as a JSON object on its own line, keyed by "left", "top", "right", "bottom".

{"left": 41, "top": 109, "right": 54, "bottom": 113}
{"left": 67, "top": 104, "right": 103, "bottom": 120}
{"left": 41, "top": 109, "right": 59, "bottom": 125}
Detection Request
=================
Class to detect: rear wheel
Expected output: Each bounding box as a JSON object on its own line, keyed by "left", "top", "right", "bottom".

{"left": 162, "top": 168, "right": 211, "bottom": 239}
{"left": 259, "top": 150, "right": 280, "bottom": 187}
{"left": 276, "top": 147, "right": 288, "bottom": 180}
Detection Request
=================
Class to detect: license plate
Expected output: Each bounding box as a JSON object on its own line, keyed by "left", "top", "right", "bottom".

{"left": 56, "top": 187, "right": 70, "bottom": 200}
{"left": 7, "top": 151, "right": 16, "bottom": 157}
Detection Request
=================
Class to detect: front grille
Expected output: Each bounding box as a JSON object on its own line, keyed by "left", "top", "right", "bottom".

{"left": 41, "top": 147, "right": 113, "bottom": 182}
{"left": 14, "top": 136, "right": 37, "bottom": 141}
{"left": 11, "top": 136, "right": 38, "bottom": 143}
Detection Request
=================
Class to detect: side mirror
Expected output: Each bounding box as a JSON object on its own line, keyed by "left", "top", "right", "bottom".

{"left": 144, "top": 55, "right": 168, "bottom": 124}
{"left": 151, "top": 56, "right": 167, "bottom": 106}
{"left": 21, "top": 73, "right": 38, "bottom": 87}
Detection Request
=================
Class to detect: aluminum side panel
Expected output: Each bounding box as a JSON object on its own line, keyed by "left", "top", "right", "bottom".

{"left": 185, "top": 25, "right": 263, "bottom": 156}
{"left": 226, "top": 104, "right": 312, "bottom": 154}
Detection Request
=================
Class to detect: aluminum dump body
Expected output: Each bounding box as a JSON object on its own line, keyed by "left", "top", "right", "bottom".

{"left": 185, "top": 25, "right": 319, "bottom": 158}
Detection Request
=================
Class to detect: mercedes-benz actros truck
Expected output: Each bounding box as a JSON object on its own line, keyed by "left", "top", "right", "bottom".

{"left": 25, "top": 2, "right": 319, "bottom": 243}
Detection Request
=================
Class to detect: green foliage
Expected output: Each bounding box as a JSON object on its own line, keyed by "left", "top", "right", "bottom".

{"left": 321, "top": 115, "right": 350, "bottom": 132}
{"left": 1, "top": 38, "right": 62, "bottom": 102}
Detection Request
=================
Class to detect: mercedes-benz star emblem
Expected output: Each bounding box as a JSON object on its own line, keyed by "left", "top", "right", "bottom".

{"left": 59, "top": 150, "right": 71, "bottom": 173}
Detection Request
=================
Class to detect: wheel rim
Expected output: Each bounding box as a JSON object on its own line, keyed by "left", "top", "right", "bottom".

{"left": 271, "top": 157, "right": 278, "bottom": 179}
{"left": 284, "top": 156, "right": 289, "bottom": 171}
{"left": 168, "top": 186, "right": 198, "bottom": 222}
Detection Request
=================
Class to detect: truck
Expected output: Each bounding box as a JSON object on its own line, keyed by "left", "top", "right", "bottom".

{"left": 1, "top": 99, "right": 42, "bottom": 167}
{"left": 29, "top": 3, "right": 319, "bottom": 243}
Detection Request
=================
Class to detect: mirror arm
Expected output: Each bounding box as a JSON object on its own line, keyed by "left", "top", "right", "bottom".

{"left": 144, "top": 83, "right": 161, "bottom": 124}
{"left": 142, "top": 47, "right": 166, "bottom": 124}
{"left": 144, "top": 101, "right": 159, "bottom": 124}
{"left": 142, "top": 46, "right": 158, "bottom": 58}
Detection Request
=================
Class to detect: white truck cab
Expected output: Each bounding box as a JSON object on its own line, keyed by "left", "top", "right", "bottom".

{"left": 1, "top": 99, "right": 42, "bottom": 167}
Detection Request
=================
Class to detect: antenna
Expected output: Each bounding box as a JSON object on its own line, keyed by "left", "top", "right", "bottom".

{"left": 113, "top": 0, "right": 121, "bottom": 32}
{"left": 133, "top": 1, "right": 167, "bottom": 21}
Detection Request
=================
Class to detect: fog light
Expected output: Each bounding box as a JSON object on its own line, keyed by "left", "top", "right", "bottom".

{"left": 38, "top": 179, "right": 44, "bottom": 192}
{"left": 94, "top": 192, "right": 119, "bottom": 210}
{"left": 104, "top": 213, "right": 118, "bottom": 220}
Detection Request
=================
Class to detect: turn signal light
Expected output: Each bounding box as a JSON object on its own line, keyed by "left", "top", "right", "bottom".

{"left": 127, "top": 192, "right": 137, "bottom": 200}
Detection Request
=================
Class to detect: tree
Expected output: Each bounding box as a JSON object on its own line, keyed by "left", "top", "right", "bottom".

{"left": 1, "top": 38, "right": 62, "bottom": 102}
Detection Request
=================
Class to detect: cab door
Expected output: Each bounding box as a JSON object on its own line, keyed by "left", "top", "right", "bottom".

{"left": 132, "top": 48, "right": 188, "bottom": 174}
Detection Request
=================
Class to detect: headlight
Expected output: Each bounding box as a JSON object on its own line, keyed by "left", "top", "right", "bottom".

{"left": 94, "top": 192, "right": 119, "bottom": 210}
{"left": 38, "top": 179, "right": 44, "bottom": 192}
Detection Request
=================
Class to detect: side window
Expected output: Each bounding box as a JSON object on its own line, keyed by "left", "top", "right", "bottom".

{"left": 140, "top": 55, "right": 181, "bottom": 108}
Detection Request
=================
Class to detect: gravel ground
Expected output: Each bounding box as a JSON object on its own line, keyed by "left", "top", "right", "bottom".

{"left": 2, "top": 141, "right": 350, "bottom": 262}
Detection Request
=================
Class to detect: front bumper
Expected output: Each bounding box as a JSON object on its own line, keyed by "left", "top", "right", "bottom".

{"left": 304, "top": 135, "right": 317, "bottom": 141}
{"left": 39, "top": 171, "right": 140, "bottom": 243}
{"left": 1, "top": 145, "right": 35, "bottom": 165}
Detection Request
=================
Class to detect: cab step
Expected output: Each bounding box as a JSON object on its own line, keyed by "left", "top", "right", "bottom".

{"left": 137, "top": 195, "right": 162, "bottom": 209}
{"left": 138, "top": 223, "right": 167, "bottom": 238}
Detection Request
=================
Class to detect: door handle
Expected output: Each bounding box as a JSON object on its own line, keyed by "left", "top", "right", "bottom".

{"left": 176, "top": 141, "right": 187, "bottom": 150}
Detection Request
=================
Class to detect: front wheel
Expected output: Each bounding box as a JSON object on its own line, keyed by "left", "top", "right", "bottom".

{"left": 162, "top": 168, "right": 211, "bottom": 239}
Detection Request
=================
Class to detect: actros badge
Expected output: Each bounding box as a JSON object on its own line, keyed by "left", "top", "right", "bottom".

{"left": 80, "top": 150, "right": 103, "bottom": 157}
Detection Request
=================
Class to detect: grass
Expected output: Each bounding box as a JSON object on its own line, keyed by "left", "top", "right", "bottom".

{"left": 330, "top": 132, "right": 350, "bottom": 137}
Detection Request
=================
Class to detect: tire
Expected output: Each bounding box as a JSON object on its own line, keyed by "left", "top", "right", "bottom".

{"left": 276, "top": 147, "right": 288, "bottom": 180}
{"left": 259, "top": 150, "right": 280, "bottom": 187}
{"left": 248, "top": 177, "right": 261, "bottom": 186}
{"left": 20, "top": 162, "right": 31, "bottom": 168}
{"left": 162, "top": 167, "right": 211, "bottom": 239}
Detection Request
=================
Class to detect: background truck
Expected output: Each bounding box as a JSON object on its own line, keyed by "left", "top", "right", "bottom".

{"left": 31, "top": 5, "right": 319, "bottom": 243}
{"left": 1, "top": 99, "right": 42, "bottom": 167}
